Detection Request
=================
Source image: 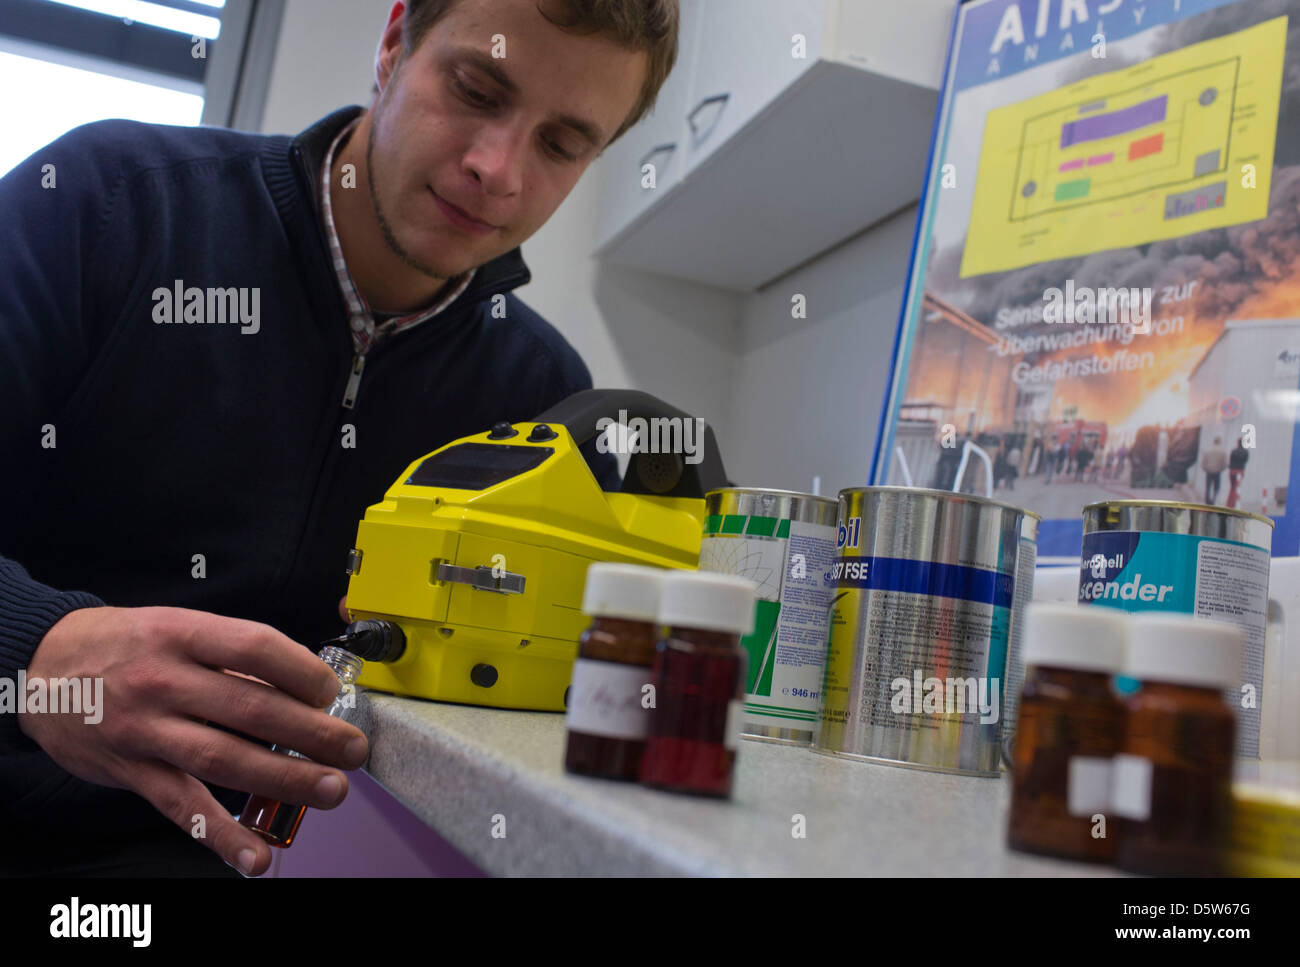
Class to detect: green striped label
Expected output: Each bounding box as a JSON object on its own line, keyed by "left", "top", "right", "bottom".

{"left": 745, "top": 601, "right": 780, "bottom": 696}
{"left": 703, "top": 514, "right": 791, "bottom": 539}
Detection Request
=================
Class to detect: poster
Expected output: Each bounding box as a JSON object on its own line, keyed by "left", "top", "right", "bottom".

{"left": 872, "top": 0, "right": 1300, "bottom": 559}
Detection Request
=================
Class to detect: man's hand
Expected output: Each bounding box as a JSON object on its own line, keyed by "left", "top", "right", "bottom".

{"left": 18, "top": 606, "right": 369, "bottom": 877}
{"left": 339, "top": 595, "right": 349, "bottom": 624}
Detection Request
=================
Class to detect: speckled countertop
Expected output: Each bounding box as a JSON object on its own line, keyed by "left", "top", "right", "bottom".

{"left": 351, "top": 689, "right": 1118, "bottom": 877}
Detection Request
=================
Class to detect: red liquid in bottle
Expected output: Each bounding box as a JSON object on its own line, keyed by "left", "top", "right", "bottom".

{"left": 640, "top": 627, "right": 745, "bottom": 798}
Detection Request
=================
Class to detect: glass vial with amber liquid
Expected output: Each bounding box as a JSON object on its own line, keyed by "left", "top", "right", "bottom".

{"left": 564, "top": 564, "right": 664, "bottom": 780}
{"left": 639, "top": 571, "right": 756, "bottom": 798}
{"left": 1007, "top": 603, "right": 1125, "bottom": 862}
{"left": 1112, "top": 614, "right": 1241, "bottom": 875}
{"left": 238, "top": 645, "right": 363, "bottom": 847}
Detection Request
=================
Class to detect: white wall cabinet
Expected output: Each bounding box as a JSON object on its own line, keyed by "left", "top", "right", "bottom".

{"left": 593, "top": 0, "right": 702, "bottom": 252}
{"left": 594, "top": 0, "right": 955, "bottom": 291}
{"left": 681, "top": 0, "right": 826, "bottom": 174}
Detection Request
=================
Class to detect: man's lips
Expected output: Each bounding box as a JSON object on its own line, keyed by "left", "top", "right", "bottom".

{"left": 430, "top": 188, "right": 498, "bottom": 234}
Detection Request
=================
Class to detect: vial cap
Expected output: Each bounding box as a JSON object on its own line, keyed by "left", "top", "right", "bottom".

{"left": 1124, "top": 613, "right": 1243, "bottom": 688}
{"left": 581, "top": 563, "right": 665, "bottom": 622}
{"left": 1024, "top": 603, "right": 1126, "bottom": 673}
{"left": 658, "top": 571, "right": 757, "bottom": 635}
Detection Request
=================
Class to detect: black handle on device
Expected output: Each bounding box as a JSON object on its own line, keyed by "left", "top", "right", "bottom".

{"left": 532, "top": 388, "right": 728, "bottom": 499}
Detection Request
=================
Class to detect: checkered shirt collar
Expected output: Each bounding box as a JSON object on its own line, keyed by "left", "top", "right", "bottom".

{"left": 319, "top": 118, "right": 475, "bottom": 355}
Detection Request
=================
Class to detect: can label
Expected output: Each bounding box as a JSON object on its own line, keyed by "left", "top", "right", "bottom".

{"left": 1079, "top": 530, "right": 1268, "bottom": 757}
{"left": 819, "top": 555, "right": 1014, "bottom": 773}
{"left": 699, "top": 515, "right": 837, "bottom": 737}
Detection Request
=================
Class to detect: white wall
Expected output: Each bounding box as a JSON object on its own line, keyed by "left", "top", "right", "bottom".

{"left": 256, "top": 0, "right": 742, "bottom": 446}
{"left": 259, "top": 0, "right": 388, "bottom": 137}
{"left": 723, "top": 207, "right": 917, "bottom": 494}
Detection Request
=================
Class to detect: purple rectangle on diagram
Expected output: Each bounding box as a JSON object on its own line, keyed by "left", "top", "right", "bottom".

{"left": 1164, "top": 180, "right": 1227, "bottom": 219}
{"left": 1060, "top": 95, "right": 1168, "bottom": 148}
{"left": 1059, "top": 159, "right": 1085, "bottom": 171}
{"left": 1087, "top": 153, "right": 1115, "bottom": 166}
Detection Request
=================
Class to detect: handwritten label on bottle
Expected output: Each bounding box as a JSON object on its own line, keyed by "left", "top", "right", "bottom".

{"left": 565, "top": 659, "right": 651, "bottom": 740}
{"left": 1111, "top": 753, "right": 1153, "bottom": 821}
{"left": 1067, "top": 755, "right": 1112, "bottom": 816}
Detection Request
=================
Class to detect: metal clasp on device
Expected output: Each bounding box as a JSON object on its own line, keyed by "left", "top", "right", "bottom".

{"left": 436, "top": 563, "right": 526, "bottom": 595}
{"left": 345, "top": 548, "right": 363, "bottom": 575}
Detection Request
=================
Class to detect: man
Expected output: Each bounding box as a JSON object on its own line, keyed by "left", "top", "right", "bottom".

{"left": 1227, "top": 437, "right": 1250, "bottom": 508}
{"left": 0, "top": 0, "right": 678, "bottom": 877}
{"left": 932, "top": 429, "right": 963, "bottom": 490}
{"left": 1201, "top": 435, "right": 1227, "bottom": 504}
{"left": 1074, "top": 443, "right": 1093, "bottom": 482}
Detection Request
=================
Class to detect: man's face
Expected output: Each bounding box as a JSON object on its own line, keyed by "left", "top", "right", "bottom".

{"left": 366, "top": 0, "right": 648, "bottom": 279}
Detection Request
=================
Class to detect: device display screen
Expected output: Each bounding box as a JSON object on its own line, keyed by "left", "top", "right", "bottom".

{"left": 406, "top": 443, "right": 553, "bottom": 490}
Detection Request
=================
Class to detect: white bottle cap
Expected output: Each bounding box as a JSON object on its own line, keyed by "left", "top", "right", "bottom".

{"left": 1125, "top": 614, "right": 1243, "bottom": 688}
{"left": 658, "top": 571, "right": 757, "bottom": 635}
{"left": 581, "top": 563, "right": 665, "bottom": 622}
{"left": 1024, "top": 603, "right": 1126, "bottom": 673}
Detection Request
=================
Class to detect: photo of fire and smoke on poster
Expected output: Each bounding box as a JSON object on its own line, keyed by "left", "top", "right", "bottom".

{"left": 880, "top": 0, "right": 1300, "bottom": 555}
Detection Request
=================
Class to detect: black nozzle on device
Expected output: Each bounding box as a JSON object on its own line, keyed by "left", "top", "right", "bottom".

{"left": 314, "top": 619, "right": 406, "bottom": 663}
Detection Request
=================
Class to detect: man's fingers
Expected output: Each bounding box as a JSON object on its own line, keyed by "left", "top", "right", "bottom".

{"left": 151, "top": 717, "right": 352, "bottom": 810}
{"left": 181, "top": 667, "right": 367, "bottom": 769}
{"left": 339, "top": 595, "right": 349, "bottom": 623}
{"left": 152, "top": 717, "right": 354, "bottom": 810}
{"left": 167, "top": 610, "right": 338, "bottom": 707}
{"left": 128, "top": 758, "right": 273, "bottom": 877}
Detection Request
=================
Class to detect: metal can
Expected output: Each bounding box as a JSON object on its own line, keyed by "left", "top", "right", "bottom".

{"left": 698, "top": 488, "right": 838, "bottom": 745}
{"left": 1001, "top": 511, "right": 1042, "bottom": 759}
{"left": 814, "top": 486, "right": 1029, "bottom": 776}
{"left": 1079, "top": 499, "right": 1273, "bottom": 757}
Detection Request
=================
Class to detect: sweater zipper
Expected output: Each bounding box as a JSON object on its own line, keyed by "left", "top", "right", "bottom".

{"left": 334, "top": 268, "right": 531, "bottom": 411}
{"left": 342, "top": 352, "right": 365, "bottom": 409}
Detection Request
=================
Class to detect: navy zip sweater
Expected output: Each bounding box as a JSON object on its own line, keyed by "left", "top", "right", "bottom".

{"left": 0, "top": 106, "right": 613, "bottom": 873}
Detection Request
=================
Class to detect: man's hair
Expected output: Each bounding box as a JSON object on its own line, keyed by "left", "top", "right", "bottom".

{"left": 398, "top": 0, "right": 679, "bottom": 147}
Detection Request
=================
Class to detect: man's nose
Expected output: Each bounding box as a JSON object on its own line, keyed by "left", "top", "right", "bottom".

{"left": 464, "top": 120, "right": 525, "bottom": 197}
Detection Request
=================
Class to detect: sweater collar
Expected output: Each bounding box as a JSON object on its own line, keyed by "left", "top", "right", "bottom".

{"left": 267, "top": 106, "right": 533, "bottom": 311}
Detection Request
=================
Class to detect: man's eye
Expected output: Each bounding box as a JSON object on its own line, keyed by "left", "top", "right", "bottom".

{"left": 543, "top": 137, "right": 577, "bottom": 161}
{"left": 454, "top": 77, "right": 495, "bottom": 109}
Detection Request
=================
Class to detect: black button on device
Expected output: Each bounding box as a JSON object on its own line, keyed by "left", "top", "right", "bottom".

{"left": 470, "top": 663, "right": 498, "bottom": 688}
{"left": 487, "top": 421, "right": 517, "bottom": 440}
{"left": 528, "top": 423, "right": 557, "bottom": 442}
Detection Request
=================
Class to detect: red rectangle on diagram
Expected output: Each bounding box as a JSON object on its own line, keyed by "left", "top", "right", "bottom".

{"left": 1128, "top": 133, "right": 1164, "bottom": 161}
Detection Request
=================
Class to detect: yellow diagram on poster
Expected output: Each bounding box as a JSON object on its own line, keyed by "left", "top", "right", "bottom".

{"left": 961, "top": 15, "right": 1287, "bottom": 278}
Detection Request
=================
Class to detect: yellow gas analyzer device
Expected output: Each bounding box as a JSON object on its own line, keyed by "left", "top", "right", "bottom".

{"left": 342, "top": 390, "right": 727, "bottom": 711}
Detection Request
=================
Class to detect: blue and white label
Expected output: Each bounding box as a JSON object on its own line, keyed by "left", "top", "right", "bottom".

{"left": 832, "top": 556, "right": 1015, "bottom": 608}
{"left": 1079, "top": 529, "right": 1269, "bottom": 757}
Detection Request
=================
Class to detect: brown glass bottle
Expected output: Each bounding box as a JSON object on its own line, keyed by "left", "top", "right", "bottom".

{"left": 240, "top": 789, "right": 308, "bottom": 847}
{"left": 238, "top": 645, "right": 362, "bottom": 848}
{"left": 1007, "top": 666, "right": 1123, "bottom": 862}
{"left": 564, "top": 615, "right": 658, "bottom": 780}
{"left": 1115, "top": 681, "right": 1235, "bottom": 875}
{"left": 639, "top": 626, "right": 746, "bottom": 798}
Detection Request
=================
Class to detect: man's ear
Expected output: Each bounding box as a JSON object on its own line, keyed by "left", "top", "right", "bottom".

{"left": 375, "top": 1, "right": 408, "bottom": 93}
